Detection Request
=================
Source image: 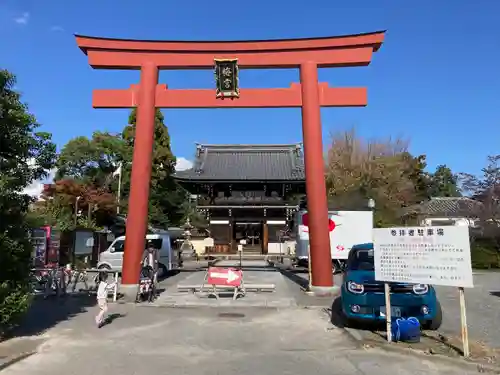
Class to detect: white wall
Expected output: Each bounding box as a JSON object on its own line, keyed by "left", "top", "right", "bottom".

{"left": 268, "top": 241, "right": 296, "bottom": 254}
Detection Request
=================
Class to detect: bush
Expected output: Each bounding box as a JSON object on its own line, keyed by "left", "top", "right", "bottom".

{"left": 471, "top": 239, "right": 500, "bottom": 269}
{"left": 0, "top": 229, "right": 34, "bottom": 334}
{"left": 0, "top": 283, "right": 32, "bottom": 334}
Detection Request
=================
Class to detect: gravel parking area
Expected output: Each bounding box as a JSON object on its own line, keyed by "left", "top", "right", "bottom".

{"left": 281, "top": 269, "right": 500, "bottom": 349}
{"left": 435, "top": 271, "right": 500, "bottom": 348}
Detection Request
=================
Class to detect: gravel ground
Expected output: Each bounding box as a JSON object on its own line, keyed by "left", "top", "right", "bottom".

{"left": 435, "top": 271, "right": 500, "bottom": 348}
{"left": 280, "top": 268, "right": 500, "bottom": 349}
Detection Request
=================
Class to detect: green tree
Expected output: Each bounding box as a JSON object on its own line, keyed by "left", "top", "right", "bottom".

{"left": 0, "top": 69, "right": 57, "bottom": 331}
{"left": 122, "top": 109, "right": 186, "bottom": 227}
{"left": 403, "top": 154, "right": 431, "bottom": 202}
{"left": 52, "top": 131, "right": 126, "bottom": 228}
{"left": 428, "top": 164, "right": 461, "bottom": 197}
{"left": 56, "top": 132, "right": 126, "bottom": 186}
{"left": 54, "top": 108, "right": 188, "bottom": 229}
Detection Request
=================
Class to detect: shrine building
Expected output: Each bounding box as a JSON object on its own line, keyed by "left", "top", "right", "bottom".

{"left": 173, "top": 143, "right": 306, "bottom": 254}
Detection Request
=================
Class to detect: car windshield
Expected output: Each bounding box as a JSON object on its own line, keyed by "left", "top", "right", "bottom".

{"left": 348, "top": 248, "right": 375, "bottom": 271}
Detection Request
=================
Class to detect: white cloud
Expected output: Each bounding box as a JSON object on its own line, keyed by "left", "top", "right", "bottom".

{"left": 14, "top": 12, "right": 29, "bottom": 25}
{"left": 50, "top": 25, "right": 64, "bottom": 32}
{"left": 23, "top": 159, "right": 57, "bottom": 200}
{"left": 175, "top": 157, "right": 193, "bottom": 171}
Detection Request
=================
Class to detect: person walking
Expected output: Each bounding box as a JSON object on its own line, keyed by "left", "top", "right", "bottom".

{"left": 95, "top": 271, "right": 116, "bottom": 328}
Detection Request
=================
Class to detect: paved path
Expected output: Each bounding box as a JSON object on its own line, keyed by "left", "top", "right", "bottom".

{"left": 0, "top": 305, "right": 483, "bottom": 375}
{"left": 155, "top": 266, "right": 297, "bottom": 308}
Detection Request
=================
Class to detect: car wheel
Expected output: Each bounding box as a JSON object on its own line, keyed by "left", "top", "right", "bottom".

{"left": 157, "top": 263, "right": 168, "bottom": 279}
{"left": 425, "top": 301, "right": 443, "bottom": 330}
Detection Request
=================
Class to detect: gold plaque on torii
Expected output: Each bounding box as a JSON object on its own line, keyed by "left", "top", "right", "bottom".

{"left": 214, "top": 58, "right": 240, "bottom": 99}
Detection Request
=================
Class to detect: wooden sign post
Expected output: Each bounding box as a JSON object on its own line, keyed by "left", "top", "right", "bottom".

{"left": 459, "top": 287, "right": 470, "bottom": 357}
{"left": 384, "top": 282, "right": 392, "bottom": 342}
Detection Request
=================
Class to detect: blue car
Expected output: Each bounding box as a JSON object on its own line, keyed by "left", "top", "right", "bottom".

{"left": 340, "top": 243, "right": 442, "bottom": 330}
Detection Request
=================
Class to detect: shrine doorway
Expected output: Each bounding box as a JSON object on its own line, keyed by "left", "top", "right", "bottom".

{"left": 234, "top": 222, "right": 263, "bottom": 254}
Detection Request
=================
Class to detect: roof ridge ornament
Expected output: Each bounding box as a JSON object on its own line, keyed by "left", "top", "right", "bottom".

{"left": 196, "top": 147, "right": 209, "bottom": 173}
{"left": 196, "top": 144, "right": 203, "bottom": 157}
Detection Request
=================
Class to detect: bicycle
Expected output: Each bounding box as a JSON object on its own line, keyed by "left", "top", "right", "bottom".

{"left": 65, "top": 268, "right": 91, "bottom": 292}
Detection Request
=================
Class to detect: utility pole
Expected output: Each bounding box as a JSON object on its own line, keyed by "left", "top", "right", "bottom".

{"left": 88, "top": 203, "right": 92, "bottom": 222}
{"left": 74, "top": 196, "right": 81, "bottom": 227}
{"left": 113, "top": 162, "right": 123, "bottom": 215}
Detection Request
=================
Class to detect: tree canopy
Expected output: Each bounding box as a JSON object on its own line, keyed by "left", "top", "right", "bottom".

{"left": 35, "top": 108, "right": 188, "bottom": 231}
{"left": 325, "top": 130, "right": 424, "bottom": 226}
{"left": 0, "top": 69, "right": 57, "bottom": 331}
{"left": 461, "top": 155, "right": 500, "bottom": 229}
{"left": 324, "top": 129, "right": 461, "bottom": 227}
{"left": 428, "top": 165, "right": 461, "bottom": 198}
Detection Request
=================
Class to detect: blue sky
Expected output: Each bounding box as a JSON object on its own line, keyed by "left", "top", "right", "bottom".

{"left": 1, "top": 0, "right": 499, "bottom": 180}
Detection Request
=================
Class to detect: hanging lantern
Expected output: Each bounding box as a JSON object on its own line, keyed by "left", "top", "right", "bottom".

{"left": 214, "top": 58, "right": 240, "bottom": 99}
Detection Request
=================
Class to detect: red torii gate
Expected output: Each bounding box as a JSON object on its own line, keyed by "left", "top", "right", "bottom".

{"left": 75, "top": 31, "right": 385, "bottom": 298}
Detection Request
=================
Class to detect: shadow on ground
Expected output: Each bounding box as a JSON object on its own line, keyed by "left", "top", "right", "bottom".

{"left": 2, "top": 269, "right": 192, "bottom": 340}
{"left": 329, "top": 297, "right": 378, "bottom": 331}
{"left": 158, "top": 269, "right": 180, "bottom": 280}
{"left": 276, "top": 268, "right": 309, "bottom": 290}
{"left": 100, "top": 313, "right": 127, "bottom": 328}
{"left": 8, "top": 294, "right": 97, "bottom": 339}
{"left": 330, "top": 297, "right": 347, "bottom": 328}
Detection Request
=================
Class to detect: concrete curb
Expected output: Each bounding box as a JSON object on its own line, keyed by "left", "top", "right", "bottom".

{"left": 0, "top": 351, "right": 36, "bottom": 371}
{"left": 343, "top": 327, "right": 500, "bottom": 374}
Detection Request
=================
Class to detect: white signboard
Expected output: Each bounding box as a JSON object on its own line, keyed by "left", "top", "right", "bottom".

{"left": 373, "top": 226, "right": 473, "bottom": 288}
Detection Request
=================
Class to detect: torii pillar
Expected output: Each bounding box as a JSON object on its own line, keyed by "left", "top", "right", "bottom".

{"left": 75, "top": 31, "right": 385, "bottom": 299}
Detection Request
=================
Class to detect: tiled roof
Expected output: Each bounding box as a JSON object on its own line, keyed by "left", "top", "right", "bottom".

{"left": 404, "top": 197, "right": 482, "bottom": 217}
{"left": 174, "top": 143, "right": 305, "bottom": 181}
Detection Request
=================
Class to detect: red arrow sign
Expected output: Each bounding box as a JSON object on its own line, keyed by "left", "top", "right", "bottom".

{"left": 207, "top": 267, "right": 243, "bottom": 287}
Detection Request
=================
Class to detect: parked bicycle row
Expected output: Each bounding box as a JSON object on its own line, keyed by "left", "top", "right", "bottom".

{"left": 29, "top": 264, "right": 119, "bottom": 299}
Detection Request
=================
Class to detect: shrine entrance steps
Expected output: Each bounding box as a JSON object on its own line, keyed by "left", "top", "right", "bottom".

{"left": 154, "top": 260, "right": 299, "bottom": 308}
{"left": 240, "top": 246, "right": 262, "bottom": 255}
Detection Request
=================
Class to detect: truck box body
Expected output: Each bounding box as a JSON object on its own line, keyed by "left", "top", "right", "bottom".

{"left": 295, "top": 210, "right": 373, "bottom": 260}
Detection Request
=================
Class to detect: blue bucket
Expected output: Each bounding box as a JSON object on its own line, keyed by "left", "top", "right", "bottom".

{"left": 391, "top": 317, "right": 421, "bottom": 343}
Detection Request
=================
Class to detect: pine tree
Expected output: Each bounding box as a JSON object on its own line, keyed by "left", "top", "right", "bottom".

{"left": 122, "top": 109, "right": 186, "bottom": 227}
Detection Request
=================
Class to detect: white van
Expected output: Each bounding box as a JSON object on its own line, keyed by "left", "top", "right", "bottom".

{"left": 97, "top": 233, "right": 179, "bottom": 277}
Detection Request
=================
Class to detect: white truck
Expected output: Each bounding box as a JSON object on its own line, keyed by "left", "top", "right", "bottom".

{"left": 294, "top": 210, "right": 373, "bottom": 273}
